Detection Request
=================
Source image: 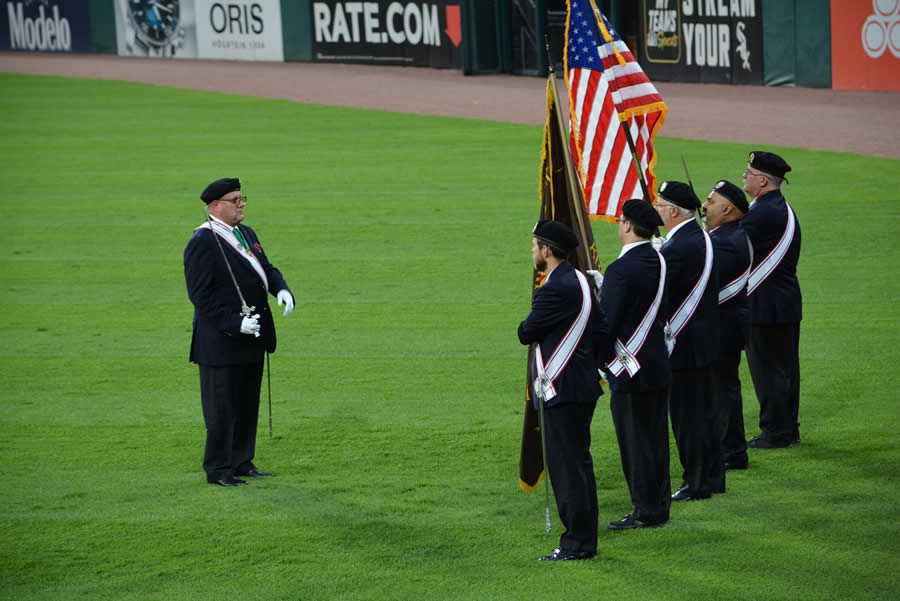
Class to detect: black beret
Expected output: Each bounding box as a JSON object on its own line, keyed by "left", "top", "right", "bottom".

{"left": 622, "top": 198, "right": 663, "bottom": 229}
{"left": 200, "top": 178, "right": 241, "bottom": 203}
{"left": 533, "top": 220, "right": 579, "bottom": 252}
{"left": 748, "top": 151, "right": 791, "bottom": 180}
{"left": 710, "top": 179, "right": 749, "bottom": 213}
{"left": 658, "top": 180, "right": 701, "bottom": 210}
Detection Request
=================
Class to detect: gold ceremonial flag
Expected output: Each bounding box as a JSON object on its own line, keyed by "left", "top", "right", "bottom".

{"left": 519, "top": 72, "right": 601, "bottom": 492}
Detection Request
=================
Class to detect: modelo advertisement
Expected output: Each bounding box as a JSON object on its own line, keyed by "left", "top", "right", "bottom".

{"left": 640, "top": 0, "right": 763, "bottom": 84}
{"left": 0, "top": 0, "right": 93, "bottom": 53}
{"left": 114, "top": 1, "right": 283, "bottom": 61}
{"left": 311, "top": 0, "right": 462, "bottom": 68}
{"left": 831, "top": 0, "right": 900, "bottom": 92}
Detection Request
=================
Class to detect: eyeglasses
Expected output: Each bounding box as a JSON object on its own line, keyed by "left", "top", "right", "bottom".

{"left": 654, "top": 202, "right": 674, "bottom": 209}
{"left": 220, "top": 195, "right": 247, "bottom": 204}
{"left": 743, "top": 168, "right": 765, "bottom": 178}
{"left": 615, "top": 217, "right": 629, "bottom": 224}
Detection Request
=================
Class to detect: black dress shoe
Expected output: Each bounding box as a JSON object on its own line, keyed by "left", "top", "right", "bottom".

{"left": 538, "top": 548, "right": 595, "bottom": 561}
{"left": 671, "top": 484, "right": 711, "bottom": 502}
{"left": 725, "top": 456, "right": 749, "bottom": 470}
{"left": 748, "top": 435, "right": 793, "bottom": 449}
{"left": 242, "top": 468, "right": 275, "bottom": 477}
{"left": 211, "top": 476, "right": 247, "bottom": 487}
{"left": 607, "top": 513, "right": 667, "bottom": 530}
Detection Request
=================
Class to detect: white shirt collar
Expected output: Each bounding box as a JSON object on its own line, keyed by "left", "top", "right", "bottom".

{"left": 618, "top": 240, "right": 650, "bottom": 259}
{"left": 665, "top": 218, "right": 693, "bottom": 239}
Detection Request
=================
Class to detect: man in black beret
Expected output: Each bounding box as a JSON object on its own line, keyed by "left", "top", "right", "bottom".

{"left": 596, "top": 200, "right": 673, "bottom": 530}
{"left": 703, "top": 181, "right": 752, "bottom": 471}
{"left": 741, "top": 151, "right": 803, "bottom": 449}
{"left": 184, "top": 177, "right": 295, "bottom": 486}
{"left": 518, "top": 220, "right": 606, "bottom": 560}
{"left": 656, "top": 181, "right": 722, "bottom": 501}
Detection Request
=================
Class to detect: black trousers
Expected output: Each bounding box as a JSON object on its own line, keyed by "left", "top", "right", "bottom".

{"left": 610, "top": 389, "right": 671, "bottom": 522}
{"left": 746, "top": 323, "right": 801, "bottom": 444}
{"left": 713, "top": 349, "right": 748, "bottom": 463}
{"left": 669, "top": 366, "right": 723, "bottom": 495}
{"left": 199, "top": 362, "right": 264, "bottom": 482}
{"left": 542, "top": 399, "right": 598, "bottom": 554}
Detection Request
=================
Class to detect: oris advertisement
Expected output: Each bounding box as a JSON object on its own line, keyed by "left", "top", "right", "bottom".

{"left": 641, "top": 0, "right": 763, "bottom": 84}
{"left": 195, "top": 0, "right": 283, "bottom": 61}
{"left": 114, "top": 1, "right": 283, "bottom": 61}
{"left": 311, "top": 1, "right": 463, "bottom": 68}
{"left": 1, "top": 0, "right": 93, "bottom": 53}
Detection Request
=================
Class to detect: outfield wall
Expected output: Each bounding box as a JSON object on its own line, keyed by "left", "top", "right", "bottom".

{"left": 1, "top": 0, "right": 896, "bottom": 91}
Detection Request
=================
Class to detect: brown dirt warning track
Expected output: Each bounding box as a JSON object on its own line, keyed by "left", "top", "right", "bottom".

{"left": 2, "top": 52, "right": 899, "bottom": 159}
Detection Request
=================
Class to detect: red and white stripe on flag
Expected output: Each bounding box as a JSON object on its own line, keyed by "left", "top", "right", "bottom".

{"left": 565, "top": 0, "right": 667, "bottom": 221}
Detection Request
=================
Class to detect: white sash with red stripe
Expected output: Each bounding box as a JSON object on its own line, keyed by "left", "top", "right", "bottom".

{"left": 608, "top": 251, "right": 667, "bottom": 377}
{"left": 718, "top": 233, "right": 754, "bottom": 304}
{"left": 665, "top": 229, "right": 713, "bottom": 354}
{"left": 196, "top": 218, "right": 269, "bottom": 291}
{"left": 747, "top": 204, "right": 795, "bottom": 295}
{"left": 533, "top": 270, "right": 592, "bottom": 403}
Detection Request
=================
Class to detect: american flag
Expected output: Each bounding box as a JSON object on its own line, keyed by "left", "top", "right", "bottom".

{"left": 565, "top": 0, "right": 667, "bottom": 219}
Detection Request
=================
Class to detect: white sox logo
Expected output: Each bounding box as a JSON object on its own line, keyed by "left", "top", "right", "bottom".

{"left": 735, "top": 21, "right": 751, "bottom": 70}
{"left": 862, "top": 0, "right": 900, "bottom": 58}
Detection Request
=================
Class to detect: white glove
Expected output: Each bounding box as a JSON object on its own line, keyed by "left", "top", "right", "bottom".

{"left": 586, "top": 269, "right": 603, "bottom": 292}
{"left": 651, "top": 236, "right": 665, "bottom": 251}
{"left": 240, "top": 314, "right": 261, "bottom": 336}
{"left": 277, "top": 289, "right": 294, "bottom": 317}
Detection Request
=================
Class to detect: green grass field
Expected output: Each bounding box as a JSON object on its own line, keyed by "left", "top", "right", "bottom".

{"left": 1, "top": 73, "right": 898, "bottom": 600}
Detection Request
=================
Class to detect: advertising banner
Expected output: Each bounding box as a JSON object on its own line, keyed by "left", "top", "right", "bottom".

{"left": 114, "top": 1, "right": 284, "bottom": 61}
{"left": 641, "top": 0, "right": 763, "bottom": 84}
{"left": 831, "top": 0, "right": 900, "bottom": 91}
{"left": 0, "top": 0, "right": 93, "bottom": 53}
{"left": 195, "top": 0, "right": 284, "bottom": 61}
{"left": 310, "top": 0, "right": 463, "bottom": 68}
{"left": 114, "top": 0, "right": 199, "bottom": 58}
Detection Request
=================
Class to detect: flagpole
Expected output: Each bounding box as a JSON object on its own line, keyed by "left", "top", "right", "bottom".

{"left": 681, "top": 154, "right": 705, "bottom": 225}
{"left": 622, "top": 123, "right": 652, "bottom": 201}
{"left": 545, "top": 40, "right": 597, "bottom": 273}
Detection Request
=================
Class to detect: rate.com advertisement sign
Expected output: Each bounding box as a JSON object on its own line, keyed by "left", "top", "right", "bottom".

{"left": 311, "top": 1, "right": 462, "bottom": 68}
{"left": 0, "top": 0, "right": 93, "bottom": 53}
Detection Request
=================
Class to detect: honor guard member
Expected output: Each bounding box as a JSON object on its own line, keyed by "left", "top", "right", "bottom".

{"left": 656, "top": 181, "right": 722, "bottom": 501}
{"left": 518, "top": 220, "right": 605, "bottom": 561}
{"left": 599, "top": 200, "right": 672, "bottom": 530}
{"left": 184, "top": 178, "right": 295, "bottom": 486}
{"left": 702, "top": 180, "right": 752, "bottom": 471}
{"left": 740, "top": 151, "right": 802, "bottom": 449}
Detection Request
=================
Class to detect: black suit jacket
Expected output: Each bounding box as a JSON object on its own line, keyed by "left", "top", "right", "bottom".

{"left": 598, "top": 243, "right": 670, "bottom": 393}
{"left": 741, "top": 190, "right": 802, "bottom": 325}
{"left": 518, "top": 262, "right": 604, "bottom": 408}
{"left": 709, "top": 221, "right": 751, "bottom": 354}
{"left": 660, "top": 220, "right": 719, "bottom": 369}
{"left": 184, "top": 222, "right": 290, "bottom": 366}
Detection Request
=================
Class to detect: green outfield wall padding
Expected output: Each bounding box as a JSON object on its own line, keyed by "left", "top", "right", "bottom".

{"left": 282, "top": 0, "right": 312, "bottom": 62}
{"left": 462, "top": 0, "right": 509, "bottom": 74}
{"left": 763, "top": 0, "right": 831, "bottom": 87}
{"left": 88, "top": 0, "right": 116, "bottom": 54}
{"left": 795, "top": 0, "right": 831, "bottom": 88}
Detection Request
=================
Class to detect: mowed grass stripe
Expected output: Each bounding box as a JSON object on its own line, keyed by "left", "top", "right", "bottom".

{"left": 1, "top": 73, "right": 898, "bottom": 601}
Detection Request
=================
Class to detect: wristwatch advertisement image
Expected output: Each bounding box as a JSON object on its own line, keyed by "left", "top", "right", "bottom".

{"left": 115, "top": 0, "right": 198, "bottom": 58}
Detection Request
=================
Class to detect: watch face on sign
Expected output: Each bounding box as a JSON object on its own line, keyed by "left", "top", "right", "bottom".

{"left": 128, "top": 0, "right": 180, "bottom": 47}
